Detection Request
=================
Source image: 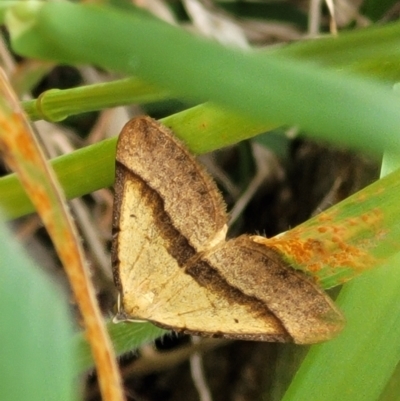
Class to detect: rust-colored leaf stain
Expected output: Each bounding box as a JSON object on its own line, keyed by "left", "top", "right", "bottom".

{"left": 11, "top": 117, "right": 38, "bottom": 161}
{"left": 0, "top": 114, "right": 40, "bottom": 168}
{"left": 252, "top": 207, "right": 385, "bottom": 278}
{"left": 0, "top": 70, "right": 125, "bottom": 401}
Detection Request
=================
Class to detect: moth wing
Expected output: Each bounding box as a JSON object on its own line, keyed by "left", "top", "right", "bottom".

{"left": 193, "top": 236, "right": 345, "bottom": 344}
{"left": 115, "top": 116, "right": 227, "bottom": 252}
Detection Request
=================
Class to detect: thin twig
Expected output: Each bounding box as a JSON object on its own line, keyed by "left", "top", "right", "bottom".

{"left": 190, "top": 336, "right": 213, "bottom": 401}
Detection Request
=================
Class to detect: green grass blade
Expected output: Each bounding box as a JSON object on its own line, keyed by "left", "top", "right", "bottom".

{"left": 7, "top": 2, "right": 400, "bottom": 154}
{"left": 280, "top": 153, "right": 400, "bottom": 401}
{"left": 281, "top": 254, "right": 400, "bottom": 401}
{"left": 271, "top": 21, "right": 400, "bottom": 83}
{"left": 0, "top": 221, "right": 76, "bottom": 401}
{"left": 264, "top": 167, "right": 400, "bottom": 288}
{"left": 76, "top": 321, "right": 167, "bottom": 372}
{"left": 0, "top": 135, "right": 116, "bottom": 219}
{"left": 0, "top": 103, "right": 275, "bottom": 219}
{"left": 19, "top": 24, "right": 400, "bottom": 123}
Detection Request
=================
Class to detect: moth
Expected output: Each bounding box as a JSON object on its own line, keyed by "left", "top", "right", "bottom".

{"left": 112, "top": 117, "right": 344, "bottom": 344}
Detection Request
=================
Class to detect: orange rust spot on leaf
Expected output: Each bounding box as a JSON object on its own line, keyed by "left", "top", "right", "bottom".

{"left": 317, "top": 213, "right": 333, "bottom": 222}
{"left": 361, "top": 214, "right": 369, "bottom": 223}
{"left": 61, "top": 246, "right": 78, "bottom": 267}
{"left": 31, "top": 187, "right": 52, "bottom": 214}
{"left": 12, "top": 126, "right": 40, "bottom": 163}
{"left": 356, "top": 193, "right": 367, "bottom": 202}
{"left": 0, "top": 113, "right": 41, "bottom": 167}
{"left": 253, "top": 207, "right": 384, "bottom": 278}
{"left": 308, "top": 263, "right": 321, "bottom": 273}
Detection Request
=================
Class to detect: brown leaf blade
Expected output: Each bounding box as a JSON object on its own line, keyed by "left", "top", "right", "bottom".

{"left": 0, "top": 69, "right": 125, "bottom": 401}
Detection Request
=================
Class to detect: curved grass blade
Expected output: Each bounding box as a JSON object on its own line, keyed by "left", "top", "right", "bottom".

{"left": 0, "top": 70, "right": 125, "bottom": 401}
{"left": 280, "top": 154, "right": 400, "bottom": 401}
{"left": 76, "top": 322, "right": 167, "bottom": 372}
{"left": 0, "top": 102, "right": 275, "bottom": 219}
{"left": 0, "top": 221, "right": 76, "bottom": 401}
{"left": 261, "top": 167, "right": 400, "bottom": 288}
{"left": 7, "top": 2, "right": 400, "bottom": 154}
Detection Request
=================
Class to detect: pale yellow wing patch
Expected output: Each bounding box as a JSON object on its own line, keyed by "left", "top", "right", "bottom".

{"left": 113, "top": 167, "right": 289, "bottom": 341}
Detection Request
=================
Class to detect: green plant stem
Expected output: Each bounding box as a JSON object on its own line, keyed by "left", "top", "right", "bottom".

{"left": 22, "top": 77, "right": 170, "bottom": 121}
